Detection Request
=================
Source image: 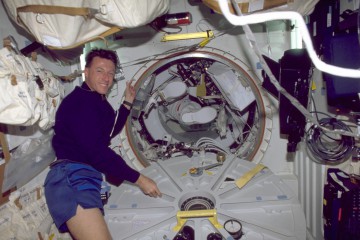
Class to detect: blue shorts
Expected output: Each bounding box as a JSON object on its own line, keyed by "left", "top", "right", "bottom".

{"left": 44, "top": 160, "right": 103, "bottom": 232}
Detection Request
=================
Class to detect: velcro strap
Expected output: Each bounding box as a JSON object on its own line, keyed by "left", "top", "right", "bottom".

{"left": 235, "top": 164, "right": 266, "bottom": 189}
{"left": 17, "top": 5, "right": 93, "bottom": 17}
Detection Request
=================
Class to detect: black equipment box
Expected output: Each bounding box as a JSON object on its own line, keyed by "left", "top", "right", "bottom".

{"left": 323, "top": 168, "right": 360, "bottom": 240}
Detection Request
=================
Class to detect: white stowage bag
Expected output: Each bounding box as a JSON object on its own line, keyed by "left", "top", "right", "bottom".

{"left": 27, "top": 61, "right": 65, "bottom": 130}
{"left": 0, "top": 184, "right": 72, "bottom": 239}
{"left": 91, "top": 0, "right": 170, "bottom": 28}
{"left": 0, "top": 47, "right": 64, "bottom": 129}
{"left": 0, "top": 76, "right": 34, "bottom": 126}
{"left": 0, "top": 48, "right": 37, "bottom": 126}
{"left": 3, "top": 0, "right": 170, "bottom": 49}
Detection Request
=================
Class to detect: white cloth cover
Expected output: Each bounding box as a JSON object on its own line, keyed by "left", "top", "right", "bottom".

{"left": 92, "top": 0, "right": 170, "bottom": 28}
{"left": 0, "top": 48, "right": 35, "bottom": 125}
{"left": 0, "top": 75, "right": 34, "bottom": 126}
{"left": 0, "top": 47, "right": 64, "bottom": 129}
{"left": 3, "top": 0, "right": 170, "bottom": 49}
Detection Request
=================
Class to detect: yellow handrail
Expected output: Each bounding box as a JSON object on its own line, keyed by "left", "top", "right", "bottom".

{"left": 173, "top": 209, "right": 222, "bottom": 231}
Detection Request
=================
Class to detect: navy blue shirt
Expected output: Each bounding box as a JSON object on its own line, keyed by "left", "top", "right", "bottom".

{"left": 52, "top": 82, "right": 140, "bottom": 186}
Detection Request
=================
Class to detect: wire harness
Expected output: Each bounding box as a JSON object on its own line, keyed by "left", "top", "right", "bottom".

{"left": 306, "top": 118, "right": 355, "bottom": 164}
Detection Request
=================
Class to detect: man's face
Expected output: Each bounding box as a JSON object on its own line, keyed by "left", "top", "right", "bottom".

{"left": 84, "top": 56, "right": 115, "bottom": 95}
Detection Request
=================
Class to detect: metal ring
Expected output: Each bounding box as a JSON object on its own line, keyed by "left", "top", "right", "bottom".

{"left": 36, "top": 13, "right": 45, "bottom": 24}
{"left": 100, "top": 4, "right": 107, "bottom": 15}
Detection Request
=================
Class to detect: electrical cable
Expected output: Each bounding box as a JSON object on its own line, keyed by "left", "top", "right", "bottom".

{"left": 226, "top": 0, "right": 360, "bottom": 140}
{"left": 149, "top": 20, "right": 183, "bottom": 34}
{"left": 219, "top": 0, "right": 360, "bottom": 78}
{"left": 308, "top": 94, "right": 355, "bottom": 165}
{"left": 306, "top": 118, "right": 355, "bottom": 164}
{"left": 310, "top": 95, "right": 359, "bottom": 128}
{"left": 196, "top": 19, "right": 213, "bottom": 32}
{"left": 310, "top": 95, "right": 321, "bottom": 122}
{"left": 195, "top": 137, "right": 230, "bottom": 154}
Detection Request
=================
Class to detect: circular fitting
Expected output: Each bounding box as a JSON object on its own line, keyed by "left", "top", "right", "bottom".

{"left": 179, "top": 191, "right": 215, "bottom": 211}
{"left": 224, "top": 219, "right": 243, "bottom": 239}
{"left": 35, "top": 14, "right": 45, "bottom": 24}
{"left": 216, "top": 152, "right": 226, "bottom": 163}
{"left": 207, "top": 232, "right": 223, "bottom": 240}
{"left": 122, "top": 47, "right": 273, "bottom": 169}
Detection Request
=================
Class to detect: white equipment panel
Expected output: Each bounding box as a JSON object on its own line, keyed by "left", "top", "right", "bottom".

{"left": 105, "top": 153, "right": 306, "bottom": 240}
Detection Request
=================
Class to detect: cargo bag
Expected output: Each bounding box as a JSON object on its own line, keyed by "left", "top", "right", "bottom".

{"left": 3, "top": 0, "right": 170, "bottom": 49}
{"left": 0, "top": 47, "right": 64, "bottom": 129}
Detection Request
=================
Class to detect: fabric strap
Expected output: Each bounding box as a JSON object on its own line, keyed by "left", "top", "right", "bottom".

{"left": 17, "top": 5, "right": 93, "bottom": 17}
{"left": 235, "top": 164, "right": 266, "bottom": 189}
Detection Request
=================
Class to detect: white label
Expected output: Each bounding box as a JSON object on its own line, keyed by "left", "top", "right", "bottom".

{"left": 42, "top": 35, "right": 62, "bottom": 47}
{"left": 327, "top": 6, "right": 332, "bottom": 28}
{"left": 248, "top": 0, "right": 265, "bottom": 12}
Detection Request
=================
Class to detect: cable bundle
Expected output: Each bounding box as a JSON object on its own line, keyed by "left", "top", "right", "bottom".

{"left": 306, "top": 118, "right": 355, "bottom": 164}
{"left": 195, "top": 137, "right": 230, "bottom": 155}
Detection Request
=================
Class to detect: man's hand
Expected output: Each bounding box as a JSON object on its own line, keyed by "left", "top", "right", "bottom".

{"left": 124, "top": 79, "right": 135, "bottom": 103}
{"left": 135, "top": 174, "right": 162, "bottom": 198}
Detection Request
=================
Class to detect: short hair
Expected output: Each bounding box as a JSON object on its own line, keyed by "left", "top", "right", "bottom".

{"left": 85, "top": 48, "right": 118, "bottom": 68}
